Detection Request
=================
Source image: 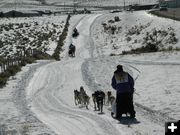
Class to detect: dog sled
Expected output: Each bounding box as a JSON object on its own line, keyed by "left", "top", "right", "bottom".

{"left": 68, "top": 44, "right": 76, "bottom": 57}
{"left": 72, "top": 28, "right": 79, "bottom": 38}
{"left": 111, "top": 93, "right": 136, "bottom": 119}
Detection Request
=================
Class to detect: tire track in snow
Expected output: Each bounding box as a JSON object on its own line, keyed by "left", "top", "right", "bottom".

{"left": 27, "top": 14, "right": 122, "bottom": 135}
{"left": 28, "top": 61, "right": 121, "bottom": 135}
{"left": 12, "top": 61, "right": 57, "bottom": 134}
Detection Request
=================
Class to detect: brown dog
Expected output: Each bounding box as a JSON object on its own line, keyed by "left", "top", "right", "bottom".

{"left": 107, "top": 91, "right": 115, "bottom": 106}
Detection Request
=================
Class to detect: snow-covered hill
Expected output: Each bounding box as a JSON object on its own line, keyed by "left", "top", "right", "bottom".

{"left": 91, "top": 11, "right": 180, "bottom": 120}
{"left": 0, "top": 15, "right": 67, "bottom": 59}
{"left": 92, "top": 11, "right": 180, "bottom": 56}
{"left": 45, "top": 0, "right": 158, "bottom": 6}
{"left": 0, "top": 0, "right": 158, "bottom": 12}
{"left": 1, "top": 7, "right": 180, "bottom": 135}
{"left": 25, "top": 11, "right": 180, "bottom": 135}
{"left": 25, "top": 13, "right": 165, "bottom": 135}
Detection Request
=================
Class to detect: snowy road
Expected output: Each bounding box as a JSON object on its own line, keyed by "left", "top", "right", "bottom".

{"left": 26, "top": 14, "right": 166, "bottom": 135}
{"left": 27, "top": 14, "right": 123, "bottom": 135}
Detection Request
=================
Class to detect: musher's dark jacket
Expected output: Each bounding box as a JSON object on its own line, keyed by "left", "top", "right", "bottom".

{"left": 111, "top": 70, "right": 134, "bottom": 94}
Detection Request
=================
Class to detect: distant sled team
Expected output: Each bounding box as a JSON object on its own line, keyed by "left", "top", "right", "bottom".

{"left": 72, "top": 28, "right": 79, "bottom": 38}
{"left": 68, "top": 28, "right": 79, "bottom": 58}
{"left": 68, "top": 43, "right": 76, "bottom": 57}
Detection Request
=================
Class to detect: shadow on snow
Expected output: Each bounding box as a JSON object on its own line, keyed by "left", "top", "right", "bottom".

{"left": 116, "top": 117, "right": 140, "bottom": 125}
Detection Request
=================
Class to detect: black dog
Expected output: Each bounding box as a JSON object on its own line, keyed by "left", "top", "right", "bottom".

{"left": 92, "top": 90, "right": 105, "bottom": 113}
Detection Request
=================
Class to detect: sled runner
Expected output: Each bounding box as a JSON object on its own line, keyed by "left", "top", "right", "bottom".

{"left": 111, "top": 93, "right": 136, "bottom": 119}
{"left": 111, "top": 100, "right": 139, "bottom": 126}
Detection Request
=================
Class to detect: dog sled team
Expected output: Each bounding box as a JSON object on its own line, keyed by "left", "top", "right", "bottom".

{"left": 74, "top": 87, "right": 115, "bottom": 113}
{"left": 74, "top": 64, "right": 136, "bottom": 119}
{"left": 68, "top": 43, "right": 76, "bottom": 57}
{"left": 70, "top": 27, "right": 136, "bottom": 119}
{"left": 72, "top": 27, "right": 79, "bottom": 38}
{"left": 68, "top": 28, "right": 79, "bottom": 57}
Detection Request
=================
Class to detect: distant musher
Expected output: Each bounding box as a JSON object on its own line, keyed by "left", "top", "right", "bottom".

{"left": 72, "top": 28, "right": 79, "bottom": 38}
{"left": 68, "top": 43, "right": 76, "bottom": 57}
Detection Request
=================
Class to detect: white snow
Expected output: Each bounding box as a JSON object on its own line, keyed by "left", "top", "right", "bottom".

{"left": 0, "top": 61, "right": 56, "bottom": 134}
{"left": 0, "top": 15, "right": 67, "bottom": 58}
{"left": 0, "top": 0, "right": 158, "bottom": 12}
{"left": 92, "top": 11, "right": 180, "bottom": 56}
{"left": 25, "top": 12, "right": 177, "bottom": 135}
{"left": 45, "top": 0, "right": 158, "bottom": 7}
{"left": 90, "top": 11, "right": 180, "bottom": 120}
{"left": 1, "top": 5, "right": 180, "bottom": 135}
